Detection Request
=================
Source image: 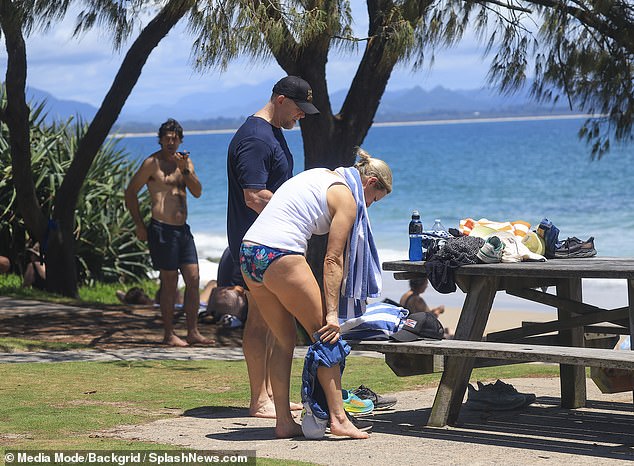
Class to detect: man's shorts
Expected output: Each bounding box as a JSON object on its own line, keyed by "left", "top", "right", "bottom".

{"left": 217, "top": 246, "right": 246, "bottom": 288}
{"left": 147, "top": 219, "right": 198, "bottom": 271}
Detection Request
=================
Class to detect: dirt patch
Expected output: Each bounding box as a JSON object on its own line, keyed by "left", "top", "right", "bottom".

{"left": 0, "top": 297, "right": 242, "bottom": 349}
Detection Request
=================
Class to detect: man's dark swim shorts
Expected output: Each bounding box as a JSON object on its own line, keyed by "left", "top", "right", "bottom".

{"left": 147, "top": 219, "right": 198, "bottom": 271}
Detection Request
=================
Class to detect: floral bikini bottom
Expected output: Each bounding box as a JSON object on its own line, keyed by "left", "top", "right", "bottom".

{"left": 239, "top": 242, "right": 303, "bottom": 283}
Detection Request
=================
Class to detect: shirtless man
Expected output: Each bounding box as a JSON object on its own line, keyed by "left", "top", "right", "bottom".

{"left": 125, "top": 118, "right": 213, "bottom": 347}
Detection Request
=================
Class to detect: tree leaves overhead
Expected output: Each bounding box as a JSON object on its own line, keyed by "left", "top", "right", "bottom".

{"left": 9, "top": 0, "right": 633, "bottom": 158}
{"left": 72, "top": 0, "right": 166, "bottom": 49}
{"left": 187, "top": 0, "right": 354, "bottom": 70}
{"left": 4, "top": 1, "right": 73, "bottom": 36}
{"left": 534, "top": 0, "right": 634, "bottom": 158}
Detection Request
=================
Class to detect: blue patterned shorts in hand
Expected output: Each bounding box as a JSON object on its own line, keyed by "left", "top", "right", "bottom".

{"left": 239, "top": 243, "right": 303, "bottom": 283}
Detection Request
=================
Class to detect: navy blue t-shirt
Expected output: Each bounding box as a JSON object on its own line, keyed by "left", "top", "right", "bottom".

{"left": 227, "top": 116, "right": 294, "bottom": 265}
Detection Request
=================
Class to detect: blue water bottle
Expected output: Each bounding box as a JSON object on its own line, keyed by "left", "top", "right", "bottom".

{"left": 408, "top": 210, "right": 423, "bottom": 261}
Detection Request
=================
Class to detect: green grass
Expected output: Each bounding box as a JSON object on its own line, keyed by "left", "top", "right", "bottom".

{"left": 0, "top": 356, "right": 559, "bottom": 460}
{"left": 0, "top": 273, "right": 159, "bottom": 306}
{"left": 0, "top": 278, "right": 561, "bottom": 463}
{"left": 0, "top": 337, "right": 88, "bottom": 353}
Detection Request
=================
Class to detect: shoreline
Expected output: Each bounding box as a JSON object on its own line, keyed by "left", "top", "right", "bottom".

{"left": 111, "top": 113, "right": 596, "bottom": 138}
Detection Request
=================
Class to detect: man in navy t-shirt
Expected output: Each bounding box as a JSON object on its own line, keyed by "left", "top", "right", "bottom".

{"left": 225, "top": 76, "right": 319, "bottom": 418}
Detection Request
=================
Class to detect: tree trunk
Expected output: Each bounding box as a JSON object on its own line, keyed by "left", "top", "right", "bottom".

{"left": 40, "top": 0, "right": 194, "bottom": 296}
{"left": 0, "top": 3, "right": 48, "bottom": 244}
{"left": 270, "top": 7, "right": 402, "bottom": 283}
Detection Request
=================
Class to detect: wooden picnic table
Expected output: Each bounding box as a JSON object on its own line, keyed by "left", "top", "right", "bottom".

{"left": 380, "top": 257, "right": 634, "bottom": 427}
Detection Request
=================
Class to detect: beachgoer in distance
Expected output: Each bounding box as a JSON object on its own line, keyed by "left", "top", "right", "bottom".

{"left": 226, "top": 76, "right": 319, "bottom": 418}
{"left": 116, "top": 287, "right": 154, "bottom": 305}
{"left": 125, "top": 118, "right": 213, "bottom": 347}
{"left": 117, "top": 280, "right": 215, "bottom": 311}
{"left": 0, "top": 255, "right": 10, "bottom": 274}
{"left": 199, "top": 279, "right": 217, "bottom": 305}
{"left": 400, "top": 277, "right": 445, "bottom": 316}
{"left": 240, "top": 148, "right": 392, "bottom": 439}
{"left": 22, "top": 244, "right": 46, "bottom": 290}
{"left": 206, "top": 285, "right": 248, "bottom": 323}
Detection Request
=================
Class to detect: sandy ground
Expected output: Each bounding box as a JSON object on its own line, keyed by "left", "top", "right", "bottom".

{"left": 106, "top": 377, "right": 634, "bottom": 465}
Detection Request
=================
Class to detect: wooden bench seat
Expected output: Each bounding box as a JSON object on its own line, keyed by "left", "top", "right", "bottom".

{"left": 349, "top": 339, "right": 634, "bottom": 372}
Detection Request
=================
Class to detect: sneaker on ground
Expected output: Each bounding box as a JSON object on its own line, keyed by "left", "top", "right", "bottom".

{"left": 487, "top": 379, "right": 536, "bottom": 407}
{"left": 476, "top": 235, "right": 504, "bottom": 263}
{"left": 351, "top": 385, "right": 397, "bottom": 410}
{"left": 465, "top": 382, "right": 526, "bottom": 411}
{"left": 342, "top": 389, "right": 374, "bottom": 414}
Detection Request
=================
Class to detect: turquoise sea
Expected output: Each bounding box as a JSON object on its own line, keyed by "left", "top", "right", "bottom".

{"left": 119, "top": 115, "right": 634, "bottom": 264}
{"left": 117, "top": 116, "right": 634, "bottom": 311}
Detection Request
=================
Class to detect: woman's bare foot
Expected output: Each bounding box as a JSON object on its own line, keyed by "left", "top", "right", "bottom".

{"left": 163, "top": 335, "right": 189, "bottom": 347}
{"left": 328, "top": 414, "right": 369, "bottom": 439}
{"left": 249, "top": 399, "right": 277, "bottom": 418}
{"left": 274, "top": 420, "right": 304, "bottom": 439}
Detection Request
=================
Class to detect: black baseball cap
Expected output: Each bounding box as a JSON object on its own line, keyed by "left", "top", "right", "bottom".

{"left": 272, "top": 76, "right": 320, "bottom": 115}
{"left": 390, "top": 312, "right": 444, "bottom": 342}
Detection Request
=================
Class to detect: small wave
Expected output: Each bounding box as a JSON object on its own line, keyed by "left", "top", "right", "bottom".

{"left": 378, "top": 248, "right": 407, "bottom": 263}
{"left": 192, "top": 231, "right": 228, "bottom": 261}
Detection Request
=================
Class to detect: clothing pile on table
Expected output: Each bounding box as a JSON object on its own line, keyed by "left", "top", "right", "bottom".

{"left": 423, "top": 217, "right": 597, "bottom": 293}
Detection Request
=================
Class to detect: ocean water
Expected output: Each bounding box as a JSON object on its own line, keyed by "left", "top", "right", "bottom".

{"left": 119, "top": 116, "right": 634, "bottom": 259}
{"left": 118, "top": 116, "right": 634, "bottom": 310}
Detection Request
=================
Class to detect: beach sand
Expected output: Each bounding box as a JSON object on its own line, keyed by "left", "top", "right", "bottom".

{"left": 375, "top": 270, "right": 629, "bottom": 344}
{"left": 375, "top": 272, "right": 557, "bottom": 334}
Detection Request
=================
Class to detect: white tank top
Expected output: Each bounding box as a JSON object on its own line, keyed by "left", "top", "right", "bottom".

{"left": 243, "top": 168, "right": 348, "bottom": 253}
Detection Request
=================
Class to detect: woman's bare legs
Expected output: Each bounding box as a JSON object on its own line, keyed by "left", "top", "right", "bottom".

{"left": 246, "top": 280, "right": 302, "bottom": 438}
{"left": 247, "top": 255, "right": 367, "bottom": 439}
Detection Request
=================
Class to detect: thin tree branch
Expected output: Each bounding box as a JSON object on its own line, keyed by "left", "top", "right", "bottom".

{"left": 524, "top": 0, "right": 634, "bottom": 54}
{"left": 475, "top": 0, "right": 532, "bottom": 14}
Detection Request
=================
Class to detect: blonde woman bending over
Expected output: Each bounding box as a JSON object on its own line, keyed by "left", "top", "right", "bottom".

{"left": 240, "top": 149, "right": 392, "bottom": 439}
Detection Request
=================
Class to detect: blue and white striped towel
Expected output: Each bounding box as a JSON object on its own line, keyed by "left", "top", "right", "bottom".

{"left": 341, "top": 302, "right": 408, "bottom": 341}
{"left": 335, "top": 166, "right": 382, "bottom": 320}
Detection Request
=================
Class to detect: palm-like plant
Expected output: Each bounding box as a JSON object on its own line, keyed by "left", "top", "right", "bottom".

{"left": 0, "top": 90, "right": 153, "bottom": 284}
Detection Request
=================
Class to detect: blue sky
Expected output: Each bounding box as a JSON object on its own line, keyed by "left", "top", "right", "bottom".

{"left": 0, "top": 3, "right": 493, "bottom": 109}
